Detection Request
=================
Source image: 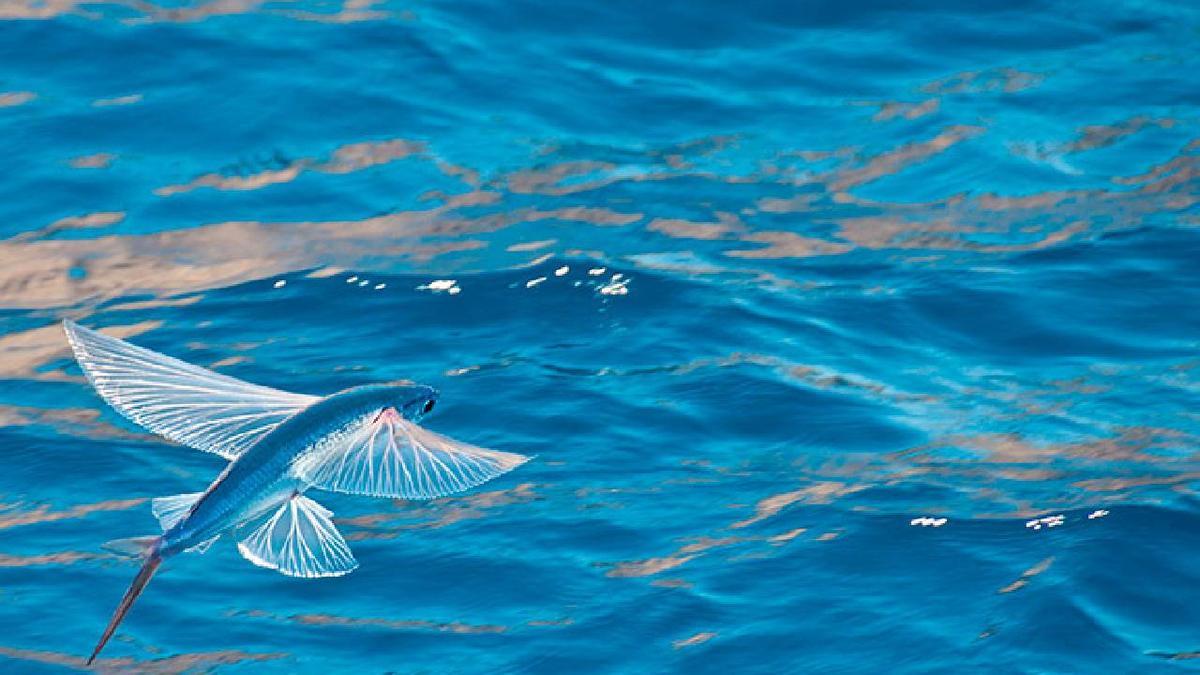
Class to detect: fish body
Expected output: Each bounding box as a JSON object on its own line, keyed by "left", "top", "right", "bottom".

{"left": 161, "top": 383, "right": 436, "bottom": 555}
{"left": 61, "top": 321, "right": 528, "bottom": 664}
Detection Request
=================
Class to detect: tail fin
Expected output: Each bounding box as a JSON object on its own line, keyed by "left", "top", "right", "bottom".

{"left": 87, "top": 551, "right": 163, "bottom": 665}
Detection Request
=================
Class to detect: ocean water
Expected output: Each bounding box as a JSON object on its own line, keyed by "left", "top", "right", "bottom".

{"left": 1, "top": 0, "right": 1198, "bottom": 672}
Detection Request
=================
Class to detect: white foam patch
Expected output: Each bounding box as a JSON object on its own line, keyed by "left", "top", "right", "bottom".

{"left": 273, "top": 280, "right": 287, "bottom": 289}
{"left": 588, "top": 267, "right": 607, "bottom": 276}
{"left": 555, "top": 265, "right": 570, "bottom": 277}
{"left": 417, "top": 279, "right": 460, "bottom": 294}
{"left": 526, "top": 276, "right": 547, "bottom": 288}
{"left": 599, "top": 278, "right": 630, "bottom": 296}
{"left": 910, "top": 516, "right": 948, "bottom": 528}
{"left": 1025, "top": 514, "right": 1065, "bottom": 531}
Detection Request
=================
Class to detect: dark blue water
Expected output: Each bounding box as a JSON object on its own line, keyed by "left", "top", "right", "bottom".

{"left": 1, "top": 1, "right": 1199, "bottom": 672}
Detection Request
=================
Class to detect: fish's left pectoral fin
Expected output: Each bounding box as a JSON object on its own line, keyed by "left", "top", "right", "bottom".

{"left": 236, "top": 495, "right": 357, "bottom": 578}
{"left": 297, "top": 411, "right": 530, "bottom": 500}
{"left": 63, "top": 320, "right": 319, "bottom": 461}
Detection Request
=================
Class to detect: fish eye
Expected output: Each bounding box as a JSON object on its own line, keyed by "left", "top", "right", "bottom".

{"left": 422, "top": 400, "right": 435, "bottom": 414}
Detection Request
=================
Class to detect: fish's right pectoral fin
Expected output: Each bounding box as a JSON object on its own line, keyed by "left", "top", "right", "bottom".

{"left": 297, "top": 409, "right": 530, "bottom": 500}
{"left": 236, "top": 494, "right": 357, "bottom": 579}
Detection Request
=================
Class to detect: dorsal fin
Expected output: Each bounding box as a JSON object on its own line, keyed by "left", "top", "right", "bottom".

{"left": 150, "top": 492, "right": 204, "bottom": 531}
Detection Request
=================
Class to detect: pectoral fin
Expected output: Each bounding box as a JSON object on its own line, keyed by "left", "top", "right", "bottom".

{"left": 236, "top": 495, "right": 357, "bottom": 578}
{"left": 63, "top": 320, "right": 319, "bottom": 460}
{"left": 297, "top": 408, "right": 529, "bottom": 500}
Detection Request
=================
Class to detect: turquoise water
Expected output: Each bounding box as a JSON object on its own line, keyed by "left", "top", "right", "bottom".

{"left": 1, "top": 1, "right": 1199, "bottom": 672}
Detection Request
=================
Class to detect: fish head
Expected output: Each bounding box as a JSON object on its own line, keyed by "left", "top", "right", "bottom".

{"left": 397, "top": 383, "right": 440, "bottom": 421}
{"left": 331, "top": 381, "right": 440, "bottom": 423}
{"left": 370, "top": 381, "right": 439, "bottom": 421}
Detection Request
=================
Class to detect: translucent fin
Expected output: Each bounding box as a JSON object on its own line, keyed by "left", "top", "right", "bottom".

{"left": 151, "top": 492, "right": 204, "bottom": 531}
{"left": 187, "top": 535, "right": 220, "bottom": 554}
{"left": 63, "top": 321, "right": 319, "bottom": 460}
{"left": 236, "top": 495, "right": 357, "bottom": 578}
{"left": 298, "top": 408, "right": 530, "bottom": 500}
{"left": 102, "top": 535, "right": 159, "bottom": 559}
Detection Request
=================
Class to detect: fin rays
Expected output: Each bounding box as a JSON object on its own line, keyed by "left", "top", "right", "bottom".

{"left": 299, "top": 410, "right": 529, "bottom": 500}
{"left": 150, "top": 492, "right": 204, "bottom": 532}
{"left": 236, "top": 495, "right": 356, "bottom": 578}
{"left": 63, "top": 321, "right": 318, "bottom": 460}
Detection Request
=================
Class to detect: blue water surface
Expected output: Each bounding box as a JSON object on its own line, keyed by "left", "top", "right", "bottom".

{"left": 1, "top": 0, "right": 1199, "bottom": 672}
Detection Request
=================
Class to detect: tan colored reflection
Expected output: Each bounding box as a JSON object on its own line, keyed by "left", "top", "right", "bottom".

{"left": 0, "top": 645, "right": 286, "bottom": 673}
{"left": 607, "top": 534, "right": 748, "bottom": 578}
{"left": 106, "top": 295, "right": 204, "bottom": 312}
{"left": 873, "top": 98, "right": 940, "bottom": 122}
{"left": 506, "top": 239, "right": 557, "bottom": 252}
{"left": 606, "top": 553, "right": 699, "bottom": 578}
{"left": 767, "top": 527, "right": 807, "bottom": 544}
{"left": 155, "top": 139, "right": 424, "bottom": 197}
{"left": 290, "top": 612, "right": 505, "bottom": 634}
{"left": 726, "top": 231, "right": 852, "bottom": 259}
{"left": 0, "top": 91, "right": 36, "bottom": 107}
{"left": 93, "top": 94, "right": 143, "bottom": 107}
{"left": 0, "top": 551, "right": 104, "bottom": 567}
{"left": 526, "top": 617, "right": 573, "bottom": 627}
{"left": 69, "top": 153, "right": 116, "bottom": 169}
{"left": 320, "top": 139, "right": 424, "bottom": 174}
{"left": 828, "top": 125, "right": 984, "bottom": 192}
{"left": 507, "top": 161, "right": 618, "bottom": 196}
{"left": 0, "top": 320, "right": 157, "bottom": 379}
{"left": 672, "top": 632, "right": 716, "bottom": 649}
{"left": 730, "top": 482, "right": 864, "bottom": 529}
{"left": 155, "top": 164, "right": 305, "bottom": 196}
{"left": 127, "top": 0, "right": 269, "bottom": 23}
{"left": 286, "top": 0, "right": 393, "bottom": 23}
{"left": 997, "top": 556, "right": 1053, "bottom": 593}
{"left": 0, "top": 498, "right": 146, "bottom": 531}
{"left": 929, "top": 426, "right": 1193, "bottom": 465}
{"left": 233, "top": 608, "right": 513, "bottom": 635}
{"left": 1073, "top": 472, "right": 1200, "bottom": 492}
{"left": 8, "top": 211, "right": 124, "bottom": 243}
{"left": 647, "top": 213, "right": 742, "bottom": 241}
{"left": 0, "top": 403, "right": 155, "bottom": 443}
{"left": 921, "top": 68, "right": 1042, "bottom": 95}
{"left": 1061, "top": 117, "right": 1174, "bottom": 155}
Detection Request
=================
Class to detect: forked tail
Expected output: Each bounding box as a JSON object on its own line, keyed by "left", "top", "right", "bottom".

{"left": 87, "top": 551, "right": 163, "bottom": 665}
